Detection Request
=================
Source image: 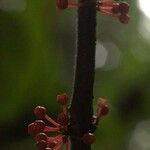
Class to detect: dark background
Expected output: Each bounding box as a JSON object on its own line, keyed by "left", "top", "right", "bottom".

{"left": 0, "top": 0, "right": 150, "bottom": 149}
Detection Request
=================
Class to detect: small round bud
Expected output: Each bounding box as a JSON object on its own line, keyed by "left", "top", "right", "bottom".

{"left": 119, "top": 2, "right": 129, "bottom": 14}
{"left": 119, "top": 14, "right": 130, "bottom": 24}
{"left": 36, "top": 133, "right": 47, "bottom": 142}
{"left": 35, "top": 120, "right": 45, "bottom": 129}
{"left": 57, "top": 113, "right": 69, "bottom": 126}
{"left": 57, "top": 93, "right": 69, "bottom": 105}
{"left": 82, "top": 133, "right": 95, "bottom": 144}
{"left": 98, "top": 98, "right": 108, "bottom": 108}
{"left": 28, "top": 121, "right": 45, "bottom": 136}
{"left": 112, "top": 3, "right": 119, "bottom": 14}
{"left": 101, "top": 106, "right": 109, "bottom": 116}
{"left": 28, "top": 123, "right": 37, "bottom": 136}
{"left": 36, "top": 140, "right": 47, "bottom": 150}
{"left": 56, "top": 0, "right": 68, "bottom": 10}
{"left": 34, "top": 106, "right": 47, "bottom": 118}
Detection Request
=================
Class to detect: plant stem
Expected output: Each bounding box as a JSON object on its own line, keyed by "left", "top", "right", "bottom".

{"left": 70, "top": 0, "right": 97, "bottom": 149}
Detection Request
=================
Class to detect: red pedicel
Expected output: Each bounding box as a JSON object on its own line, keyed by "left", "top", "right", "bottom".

{"left": 34, "top": 106, "right": 47, "bottom": 118}
{"left": 57, "top": 113, "right": 69, "bottom": 126}
{"left": 44, "top": 126, "right": 60, "bottom": 132}
{"left": 36, "top": 140, "right": 47, "bottom": 150}
{"left": 119, "top": 2, "right": 129, "bottom": 14}
{"left": 82, "top": 133, "right": 95, "bottom": 144}
{"left": 57, "top": 93, "right": 69, "bottom": 105}
{"left": 119, "top": 14, "right": 130, "bottom": 24}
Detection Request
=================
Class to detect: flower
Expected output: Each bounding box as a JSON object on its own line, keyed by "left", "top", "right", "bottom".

{"left": 28, "top": 94, "right": 109, "bottom": 149}
{"left": 97, "top": 0, "right": 130, "bottom": 24}
{"left": 82, "top": 133, "right": 95, "bottom": 144}
{"left": 28, "top": 94, "right": 70, "bottom": 150}
{"left": 93, "top": 97, "right": 109, "bottom": 125}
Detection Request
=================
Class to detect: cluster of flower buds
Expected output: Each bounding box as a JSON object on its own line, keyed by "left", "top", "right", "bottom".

{"left": 92, "top": 97, "right": 109, "bottom": 125}
{"left": 97, "top": 0, "right": 130, "bottom": 24}
{"left": 79, "top": 97, "right": 109, "bottom": 145}
{"left": 28, "top": 93, "right": 70, "bottom": 150}
{"left": 56, "top": 0, "right": 130, "bottom": 24}
{"left": 28, "top": 93, "right": 101, "bottom": 150}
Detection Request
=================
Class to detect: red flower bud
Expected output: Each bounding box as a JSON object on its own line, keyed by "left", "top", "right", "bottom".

{"left": 112, "top": 3, "right": 119, "bottom": 14}
{"left": 101, "top": 106, "right": 109, "bottom": 116}
{"left": 119, "top": 14, "right": 130, "bottom": 24}
{"left": 36, "top": 140, "right": 47, "bottom": 150}
{"left": 98, "top": 98, "right": 108, "bottom": 108}
{"left": 28, "top": 121, "right": 45, "bottom": 136}
{"left": 119, "top": 2, "right": 129, "bottom": 14}
{"left": 28, "top": 123, "right": 37, "bottom": 136}
{"left": 36, "top": 133, "right": 47, "bottom": 142}
{"left": 34, "top": 106, "right": 47, "bottom": 118}
{"left": 82, "top": 133, "right": 95, "bottom": 144}
{"left": 57, "top": 113, "right": 69, "bottom": 126}
{"left": 34, "top": 120, "right": 46, "bottom": 131}
{"left": 57, "top": 93, "right": 69, "bottom": 105}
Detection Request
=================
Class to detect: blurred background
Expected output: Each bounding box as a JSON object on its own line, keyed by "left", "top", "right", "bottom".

{"left": 0, "top": 0, "right": 150, "bottom": 149}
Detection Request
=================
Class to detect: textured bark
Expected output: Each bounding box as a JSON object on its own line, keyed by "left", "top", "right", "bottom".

{"left": 70, "top": 0, "right": 97, "bottom": 149}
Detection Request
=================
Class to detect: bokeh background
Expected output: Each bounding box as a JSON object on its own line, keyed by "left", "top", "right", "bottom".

{"left": 0, "top": 0, "right": 150, "bottom": 149}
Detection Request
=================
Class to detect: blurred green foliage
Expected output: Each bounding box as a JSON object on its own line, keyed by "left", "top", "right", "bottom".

{"left": 0, "top": 0, "right": 150, "bottom": 150}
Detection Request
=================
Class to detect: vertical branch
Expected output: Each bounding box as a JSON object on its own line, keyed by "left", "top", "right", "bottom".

{"left": 70, "top": 0, "right": 97, "bottom": 149}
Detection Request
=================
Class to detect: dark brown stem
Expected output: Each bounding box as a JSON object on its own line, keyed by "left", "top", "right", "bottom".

{"left": 70, "top": 0, "right": 97, "bottom": 149}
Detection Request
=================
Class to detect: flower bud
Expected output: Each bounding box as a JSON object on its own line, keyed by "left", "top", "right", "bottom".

{"left": 101, "top": 106, "right": 109, "bottom": 116}
{"left": 82, "top": 133, "right": 95, "bottom": 144}
{"left": 36, "top": 133, "right": 47, "bottom": 142}
{"left": 112, "top": 3, "right": 119, "bottom": 14}
{"left": 119, "top": 2, "right": 129, "bottom": 14}
{"left": 119, "top": 14, "right": 130, "bottom": 24}
{"left": 28, "top": 121, "right": 45, "bottom": 136}
{"left": 34, "top": 120, "right": 46, "bottom": 131}
{"left": 34, "top": 106, "right": 47, "bottom": 118}
{"left": 98, "top": 98, "right": 108, "bottom": 108}
{"left": 57, "top": 93, "right": 69, "bottom": 105}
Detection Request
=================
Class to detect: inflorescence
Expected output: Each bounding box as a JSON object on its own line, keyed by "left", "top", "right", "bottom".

{"left": 28, "top": 94, "right": 109, "bottom": 150}
{"left": 56, "top": 0, "right": 130, "bottom": 24}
